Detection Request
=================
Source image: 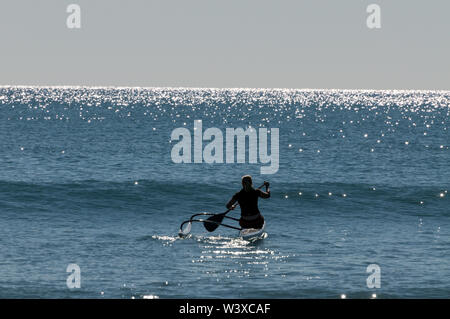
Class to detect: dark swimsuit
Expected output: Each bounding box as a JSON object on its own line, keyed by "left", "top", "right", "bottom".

{"left": 231, "top": 189, "right": 265, "bottom": 229}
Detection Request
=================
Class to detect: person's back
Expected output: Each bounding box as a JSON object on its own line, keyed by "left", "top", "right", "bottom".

{"left": 226, "top": 175, "right": 270, "bottom": 229}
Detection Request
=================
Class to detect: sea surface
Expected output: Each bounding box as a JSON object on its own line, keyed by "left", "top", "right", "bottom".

{"left": 0, "top": 86, "right": 449, "bottom": 298}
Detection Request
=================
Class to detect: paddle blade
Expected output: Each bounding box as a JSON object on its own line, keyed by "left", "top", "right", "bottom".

{"left": 204, "top": 213, "right": 226, "bottom": 232}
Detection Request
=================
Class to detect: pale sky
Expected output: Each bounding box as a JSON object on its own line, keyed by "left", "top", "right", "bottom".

{"left": 0, "top": 0, "right": 449, "bottom": 90}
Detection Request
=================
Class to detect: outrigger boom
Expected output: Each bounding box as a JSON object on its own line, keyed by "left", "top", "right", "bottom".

{"left": 179, "top": 212, "right": 242, "bottom": 237}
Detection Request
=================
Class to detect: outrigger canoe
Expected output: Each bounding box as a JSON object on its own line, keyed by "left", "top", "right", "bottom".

{"left": 178, "top": 212, "right": 266, "bottom": 241}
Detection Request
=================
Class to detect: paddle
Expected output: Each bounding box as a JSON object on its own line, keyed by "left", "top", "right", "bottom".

{"left": 203, "top": 182, "right": 267, "bottom": 232}
{"left": 203, "top": 206, "right": 237, "bottom": 232}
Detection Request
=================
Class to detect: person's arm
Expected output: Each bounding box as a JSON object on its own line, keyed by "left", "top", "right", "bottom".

{"left": 259, "top": 181, "right": 270, "bottom": 198}
{"left": 226, "top": 194, "right": 238, "bottom": 209}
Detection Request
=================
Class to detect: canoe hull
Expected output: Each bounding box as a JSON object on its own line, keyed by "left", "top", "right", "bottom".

{"left": 239, "top": 221, "right": 266, "bottom": 240}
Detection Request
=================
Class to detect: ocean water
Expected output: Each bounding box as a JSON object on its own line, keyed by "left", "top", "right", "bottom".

{"left": 0, "top": 86, "right": 449, "bottom": 299}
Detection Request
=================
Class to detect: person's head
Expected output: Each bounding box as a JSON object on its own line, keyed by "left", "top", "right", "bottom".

{"left": 241, "top": 175, "right": 254, "bottom": 192}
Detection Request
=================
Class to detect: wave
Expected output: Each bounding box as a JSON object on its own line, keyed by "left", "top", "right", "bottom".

{"left": 1, "top": 179, "right": 447, "bottom": 197}
{"left": 0, "top": 180, "right": 447, "bottom": 216}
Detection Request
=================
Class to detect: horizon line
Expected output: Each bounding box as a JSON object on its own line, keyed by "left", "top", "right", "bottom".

{"left": 0, "top": 84, "right": 449, "bottom": 94}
